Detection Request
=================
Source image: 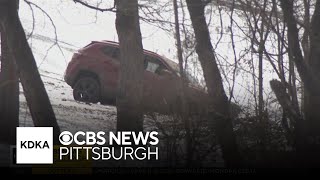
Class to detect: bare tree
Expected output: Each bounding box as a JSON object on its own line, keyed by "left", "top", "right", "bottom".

{"left": 0, "top": 0, "right": 60, "bottom": 142}
{"left": 276, "top": 0, "right": 320, "bottom": 165}
{"left": 173, "top": 0, "right": 193, "bottom": 166}
{"left": 186, "top": 0, "right": 242, "bottom": 167}
{"left": 115, "top": 0, "right": 144, "bottom": 132}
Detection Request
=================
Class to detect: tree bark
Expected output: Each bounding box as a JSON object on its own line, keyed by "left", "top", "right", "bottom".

{"left": 0, "top": 0, "right": 60, "bottom": 142}
{"left": 115, "top": 0, "right": 144, "bottom": 132}
{"left": 186, "top": 0, "right": 242, "bottom": 167}
{"left": 0, "top": 29, "right": 19, "bottom": 145}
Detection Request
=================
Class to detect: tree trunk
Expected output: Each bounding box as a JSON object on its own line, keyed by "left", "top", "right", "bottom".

{"left": 270, "top": 80, "right": 303, "bottom": 150}
{"left": 0, "top": 0, "right": 60, "bottom": 142}
{"left": 186, "top": 0, "right": 242, "bottom": 167}
{"left": 0, "top": 30, "right": 19, "bottom": 145}
{"left": 279, "top": 0, "right": 319, "bottom": 93}
{"left": 279, "top": 0, "right": 320, "bottom": 166}
{"left": 304, "top": 0, "right": 320, "bottom": 159}
{"left": 258, "top": 44, "right": 264, "bottom": 121}
{"left": 173, "top": 0, "right": 193, "bottom": 166}
{"left": 115, "top": 0, "right": 144, "bottom": 132}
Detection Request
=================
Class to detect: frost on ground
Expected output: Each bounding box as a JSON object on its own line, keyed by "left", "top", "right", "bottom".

{"left": 19, "top": 71, "right": 164, "bottom": 134}
{"left": 16, "top": 70, "right": 223, "bottom": 167}
{"left": 19, "top": 70, "right": 168, "bottom": 134}
{"left": 19, "top": 70, "right": 117, "bottom": 133}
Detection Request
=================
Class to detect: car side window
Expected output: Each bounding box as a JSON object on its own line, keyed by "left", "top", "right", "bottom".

{"left": 144, "top": 55, "right": 168, "bottom": 75}
{"left": 101, "top": 46, "right": 120, "bottom": 60}
{"left": 146, "top": 61, "right": 160, "bottom": 73}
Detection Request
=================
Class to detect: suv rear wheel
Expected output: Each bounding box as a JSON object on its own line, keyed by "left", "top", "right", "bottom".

{"left": 73, "top": 77, "right": 100, "bottom": 103}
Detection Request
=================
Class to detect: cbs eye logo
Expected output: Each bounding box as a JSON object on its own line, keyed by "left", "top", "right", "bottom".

{"left": 59, "top": 131, "right": 73, "bottom": 145}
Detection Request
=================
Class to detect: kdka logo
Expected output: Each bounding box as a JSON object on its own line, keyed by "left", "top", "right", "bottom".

{"left": 16, "top": 127, "right": 53, "bottom": 164}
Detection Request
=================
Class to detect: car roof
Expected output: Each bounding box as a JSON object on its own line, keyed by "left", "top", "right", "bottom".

{"left": 92, "top": 40, "right": 179, "bottom": 73}
{"left": 96, "top": 40, "right": 166, "bottom": 59}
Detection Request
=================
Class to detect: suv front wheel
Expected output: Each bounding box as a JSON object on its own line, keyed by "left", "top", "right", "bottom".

{"left": 73, "top": 77, "right": 100, "bottom": 103}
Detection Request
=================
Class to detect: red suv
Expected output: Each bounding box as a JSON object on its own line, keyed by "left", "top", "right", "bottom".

{"left": 64, "top": 40, "right": 207, "bottom": 114}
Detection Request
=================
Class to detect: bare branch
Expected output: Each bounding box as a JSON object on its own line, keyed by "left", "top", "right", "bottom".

{"left": 24, "top": 1, "right": 35, "bottom": 40}
{"left": 73, "top": 0, "right": 116, "bottom": 12}
{"left": 24, "top": 0, "right": 67, "bottom": 67}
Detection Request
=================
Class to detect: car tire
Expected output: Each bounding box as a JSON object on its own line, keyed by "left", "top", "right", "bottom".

{"left": 73, "top": 77, "right": 100, "bottom": 103}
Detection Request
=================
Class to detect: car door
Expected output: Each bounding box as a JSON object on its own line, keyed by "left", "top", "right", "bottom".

{"left": 99, "top": 45, "right": 120, "bottom": 100}
{"left": 143, "top": 55, "right": 179, "bottom": 113}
